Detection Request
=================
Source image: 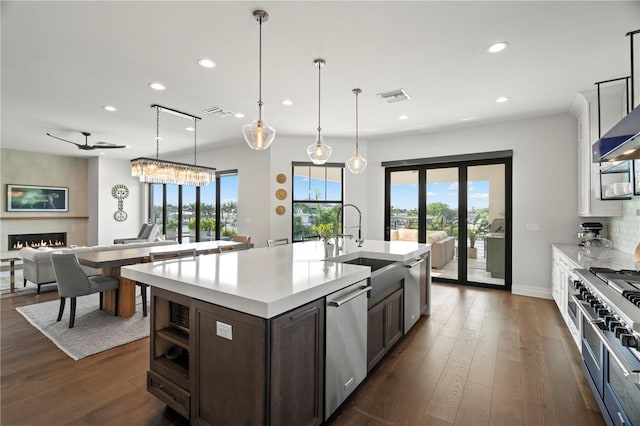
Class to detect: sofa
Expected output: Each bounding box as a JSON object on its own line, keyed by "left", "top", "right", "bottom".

{"left": 390, "top": 228, "right": 455, "bottom": 269}
{"left": 20, "top": 240, "right": 174, "bottom": 295}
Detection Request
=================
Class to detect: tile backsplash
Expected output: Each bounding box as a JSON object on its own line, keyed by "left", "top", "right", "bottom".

{"left": 608, "top": 197, "right": 640, "bottom": 255}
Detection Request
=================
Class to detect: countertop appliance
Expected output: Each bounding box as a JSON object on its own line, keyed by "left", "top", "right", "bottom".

{"left": 573, "top": 267, "right": 640, "bottom": 424}
{"left": 325, "top": 281, "right": 371, "bottom": 420}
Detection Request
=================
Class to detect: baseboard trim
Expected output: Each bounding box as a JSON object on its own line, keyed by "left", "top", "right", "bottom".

{"left": 512, "top": 284, "right": 553, "bottom": 300}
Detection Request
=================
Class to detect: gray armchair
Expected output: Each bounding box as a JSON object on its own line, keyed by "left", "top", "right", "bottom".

{"left": 113, "top": 223, "right": 159, "bottom": 244}
{"left": 51, "top": 253, "right": 120, "bottom": 328}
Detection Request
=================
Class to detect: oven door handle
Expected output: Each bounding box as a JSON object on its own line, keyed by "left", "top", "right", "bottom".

{"left": 572, "top": 295, "right": 640, "bottom": 384}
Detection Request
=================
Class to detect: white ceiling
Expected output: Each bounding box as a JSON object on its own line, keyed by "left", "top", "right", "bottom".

{"left": 2, "top": 1, "right": 639, "bottom": 161}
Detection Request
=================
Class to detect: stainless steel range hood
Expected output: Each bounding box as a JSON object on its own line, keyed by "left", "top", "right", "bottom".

{"left": 592, "top": 105, "right": 640, "bottom": 162}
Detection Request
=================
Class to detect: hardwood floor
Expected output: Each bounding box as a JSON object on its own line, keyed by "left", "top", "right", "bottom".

{"left": 1, "top": 283, "right": 604, "bottom": 425}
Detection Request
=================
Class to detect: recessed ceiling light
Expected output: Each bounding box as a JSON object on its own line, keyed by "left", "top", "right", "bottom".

{"left": 234, "top": 112, "right": 245, "bottom": 118}
{"left": 149, "top": 82, "right": 166, "bottom": 91}
{"left": 487, "top": 41, "right": 509, "bottom": 53}
{"left": 398, "top": 115, "right": 408, "bottom": 120}
{"left": 198, "top": 58, "right": 216, "bottom": 69}
{"left": 460, "top": 117, "right": 476, "bottom": 121}
{"left": 103, "top": 105, "right": 117, "bottom": 112}
{"left": 281, "top": 99, "right": 293, "bottom": 106}
{"left": 496, "top": 96, "right": 510, "bottom": 103}
{"left": 155, "top": 136, "right": 163, "bottom": 140}
{"left": 185, "top": 127, "right": 195, "bottom": 132}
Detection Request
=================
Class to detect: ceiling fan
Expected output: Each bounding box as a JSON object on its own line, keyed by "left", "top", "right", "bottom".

{"left": 46, "top": 131, "right": 127, "bottom": 150}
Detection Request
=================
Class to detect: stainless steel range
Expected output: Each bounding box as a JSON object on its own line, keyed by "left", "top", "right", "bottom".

{"left": 573, "top": 267, "right": 640, "bottom": 425}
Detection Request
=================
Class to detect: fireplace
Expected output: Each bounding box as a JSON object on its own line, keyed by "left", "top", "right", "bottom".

{"left": 8, "top": 232, "right": 67, "bottom": 250}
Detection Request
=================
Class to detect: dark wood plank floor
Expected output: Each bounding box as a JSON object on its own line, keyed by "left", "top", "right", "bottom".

{"left": 1, "top": 283, "right": 605, "bottom": 425}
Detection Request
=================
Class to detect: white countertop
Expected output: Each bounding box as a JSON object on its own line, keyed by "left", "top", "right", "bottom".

{"left": 121, "top": 240, "right": 430, "bottom": 318}
{"left": 552, "top": 243, "right": 639, "bottom": 271}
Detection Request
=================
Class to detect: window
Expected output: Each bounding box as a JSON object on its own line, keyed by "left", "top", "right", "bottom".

{"left": 292, "top": 163, "right": 343, "bottom": 242}
{"left": 148, "top": 170, "right": 238, "bottom": 242}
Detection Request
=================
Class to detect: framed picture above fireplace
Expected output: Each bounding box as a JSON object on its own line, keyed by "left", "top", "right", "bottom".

{"left": 7, "top": 184, "right": 69, "bottom": 212}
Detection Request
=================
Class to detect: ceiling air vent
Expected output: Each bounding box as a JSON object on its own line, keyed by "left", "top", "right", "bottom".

{"left": 202, "top": 106, "right": 236, "bottom": 117}
{"left": 377, "top": 88, "right": 410, "bottom": 103}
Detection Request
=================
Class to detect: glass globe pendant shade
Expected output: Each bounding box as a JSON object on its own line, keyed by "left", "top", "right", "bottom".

{"left": 243, "top": 108, "right": 275, "bottom": 150}
{"left": 346, "top": 151, "right": 367, "bottom": 174}
{"left": 307, "top": 133, "right": 332, "bottom": 164}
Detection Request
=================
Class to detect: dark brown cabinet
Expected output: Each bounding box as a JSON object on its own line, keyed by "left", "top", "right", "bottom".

{"left": 149, "top": 287, "right": 325, "bottom": 425}
{"left": 367, "top": 288, "right": 404, "bottom": 371}
{"left": 270, "top": 298, "right": 324, "bottom": 426}
{"left": 191, "top": 300, "right": 266, "bottom": 426}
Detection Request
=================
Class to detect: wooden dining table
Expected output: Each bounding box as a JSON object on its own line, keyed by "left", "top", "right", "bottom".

{"left": 75, "top": 240, "right": 245, "bottom": 317}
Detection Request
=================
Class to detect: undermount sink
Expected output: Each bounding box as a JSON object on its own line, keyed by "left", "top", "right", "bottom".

{"left": 340, "top": 257, "right": 397, "bottom": 273}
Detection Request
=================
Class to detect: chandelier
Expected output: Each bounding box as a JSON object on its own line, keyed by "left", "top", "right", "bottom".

{"left": 131, "top": 105, "right": 216, "bottom": 186}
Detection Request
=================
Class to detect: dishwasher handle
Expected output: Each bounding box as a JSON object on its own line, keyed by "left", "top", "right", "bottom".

{"left": 404, "top": 258, "right": 425, "bottom": 268}
{"left": 327, "top": 285, "right": 372, "bottom": 307}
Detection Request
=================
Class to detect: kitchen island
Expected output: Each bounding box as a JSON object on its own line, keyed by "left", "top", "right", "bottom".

{"left": 122, "top": 239, "right": 430, "bottom": 425}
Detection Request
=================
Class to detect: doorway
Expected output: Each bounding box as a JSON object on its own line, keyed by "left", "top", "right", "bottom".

{"left": 384, "top": 152, "right": 512, "bottom": 290}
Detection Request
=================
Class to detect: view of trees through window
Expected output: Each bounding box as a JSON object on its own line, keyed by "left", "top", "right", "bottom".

{"left": 149, "top": 172, "right": 238, "bottom": 242}
{"left": 292, "top": 165, "right": 343, "bottom": 242}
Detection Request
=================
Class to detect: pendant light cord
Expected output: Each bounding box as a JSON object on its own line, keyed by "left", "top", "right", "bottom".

{"left": 193, "top": 118, "right": 197, "bottom": 165}
{"left": 355, "top": 90, "right": 359, "bottom": 154}
{"left": 258, "top": 15, "right": 263, "bottom": 123}
{"left": 317, "top": 61, "right": 322, "bottom": 135}
{"left": 155, "top": 105, "right": 160, "bottom": 160}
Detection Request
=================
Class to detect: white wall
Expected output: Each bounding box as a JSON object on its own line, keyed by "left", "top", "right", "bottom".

{"left": 366, "top": 114, "right": 581, "bottom": 298}
{"left": 88, "top": 156, "right": 144, "bottom": 245}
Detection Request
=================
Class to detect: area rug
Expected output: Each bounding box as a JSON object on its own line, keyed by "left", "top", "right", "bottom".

{"left": 16, "top": 293, "right": 149, "bottom": 360}
{"left": 0, "top": 268, "right": 38, "bottom": 297}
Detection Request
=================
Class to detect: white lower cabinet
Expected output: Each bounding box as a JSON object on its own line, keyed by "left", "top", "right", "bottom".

{"left": 551, "top": 247, "right": 581, "bottom": 350}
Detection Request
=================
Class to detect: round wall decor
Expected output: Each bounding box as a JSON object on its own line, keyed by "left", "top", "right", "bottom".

{"left": 111, "top": 184, "right": 129, "bottom": 222}
{"left": 276, "top": 173, "right": 287, "bottom": 184}
{"left": 275, "top": 205, "right": 286, "bottom": 215}
{"left": 275, "top": 189, "right": 287, "bottom": 200}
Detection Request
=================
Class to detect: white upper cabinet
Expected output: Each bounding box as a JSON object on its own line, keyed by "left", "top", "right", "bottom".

{"left": 571, "top": 84, "right": 624, "bottom": 217}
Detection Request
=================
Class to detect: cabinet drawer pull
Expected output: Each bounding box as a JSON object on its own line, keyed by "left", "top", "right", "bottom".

{"left": 617, "top": 412, "right": 626, "bottom": 426}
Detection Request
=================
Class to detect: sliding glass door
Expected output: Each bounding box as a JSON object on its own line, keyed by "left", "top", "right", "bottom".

{"left": 385, "top": 154, "right": 511, "bottom": 290}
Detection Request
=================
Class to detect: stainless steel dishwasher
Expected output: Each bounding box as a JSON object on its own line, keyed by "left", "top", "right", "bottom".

{"left": 325, "top": 280, "right": 371, "bottom": 420}
{"left": 404, "top": 255, "right": 425, "bottom": 333}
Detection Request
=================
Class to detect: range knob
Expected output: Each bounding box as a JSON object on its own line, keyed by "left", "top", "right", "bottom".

{"left": 604, "top": 315, "right": 617, "bottom": 327}
{"left": 574, "top": 281, "right": 584, "bottom": 291}
{"left": 596, "top": 307, "right": 610, "bottom": 317}
{"left": 609, "top": 321, "right": 623, "bottom": 332}
{"left": 614, "top": 325, "right": 628, "bottom": 338}
{"left": 620, "top": 334, "right": 639, "bottom": 349}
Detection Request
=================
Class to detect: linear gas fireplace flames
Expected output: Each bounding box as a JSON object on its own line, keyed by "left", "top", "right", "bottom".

{"left": 8, "top": 232, "right": 67, "bottom": 250}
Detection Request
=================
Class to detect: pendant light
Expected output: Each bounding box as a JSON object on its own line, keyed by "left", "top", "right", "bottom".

{"left": 307, "top": 58, "right": 332, "bottom": 164}
{"left": 346, "top": 88, "right": 367, "bottom": 174}
{"left": 243, "top": 10, "right": 276, "bottom": 150}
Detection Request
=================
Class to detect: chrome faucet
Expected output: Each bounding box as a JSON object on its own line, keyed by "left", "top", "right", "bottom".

{"left": 334, "top": 203, "right": 363, "bottom": 255}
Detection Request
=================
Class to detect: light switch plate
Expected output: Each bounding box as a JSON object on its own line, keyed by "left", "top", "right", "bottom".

{"left": 525, "top": 223, "right": 540, "bottom": 231}
{"left": 216, "top": 321, "right": 233, "bottom": 340}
